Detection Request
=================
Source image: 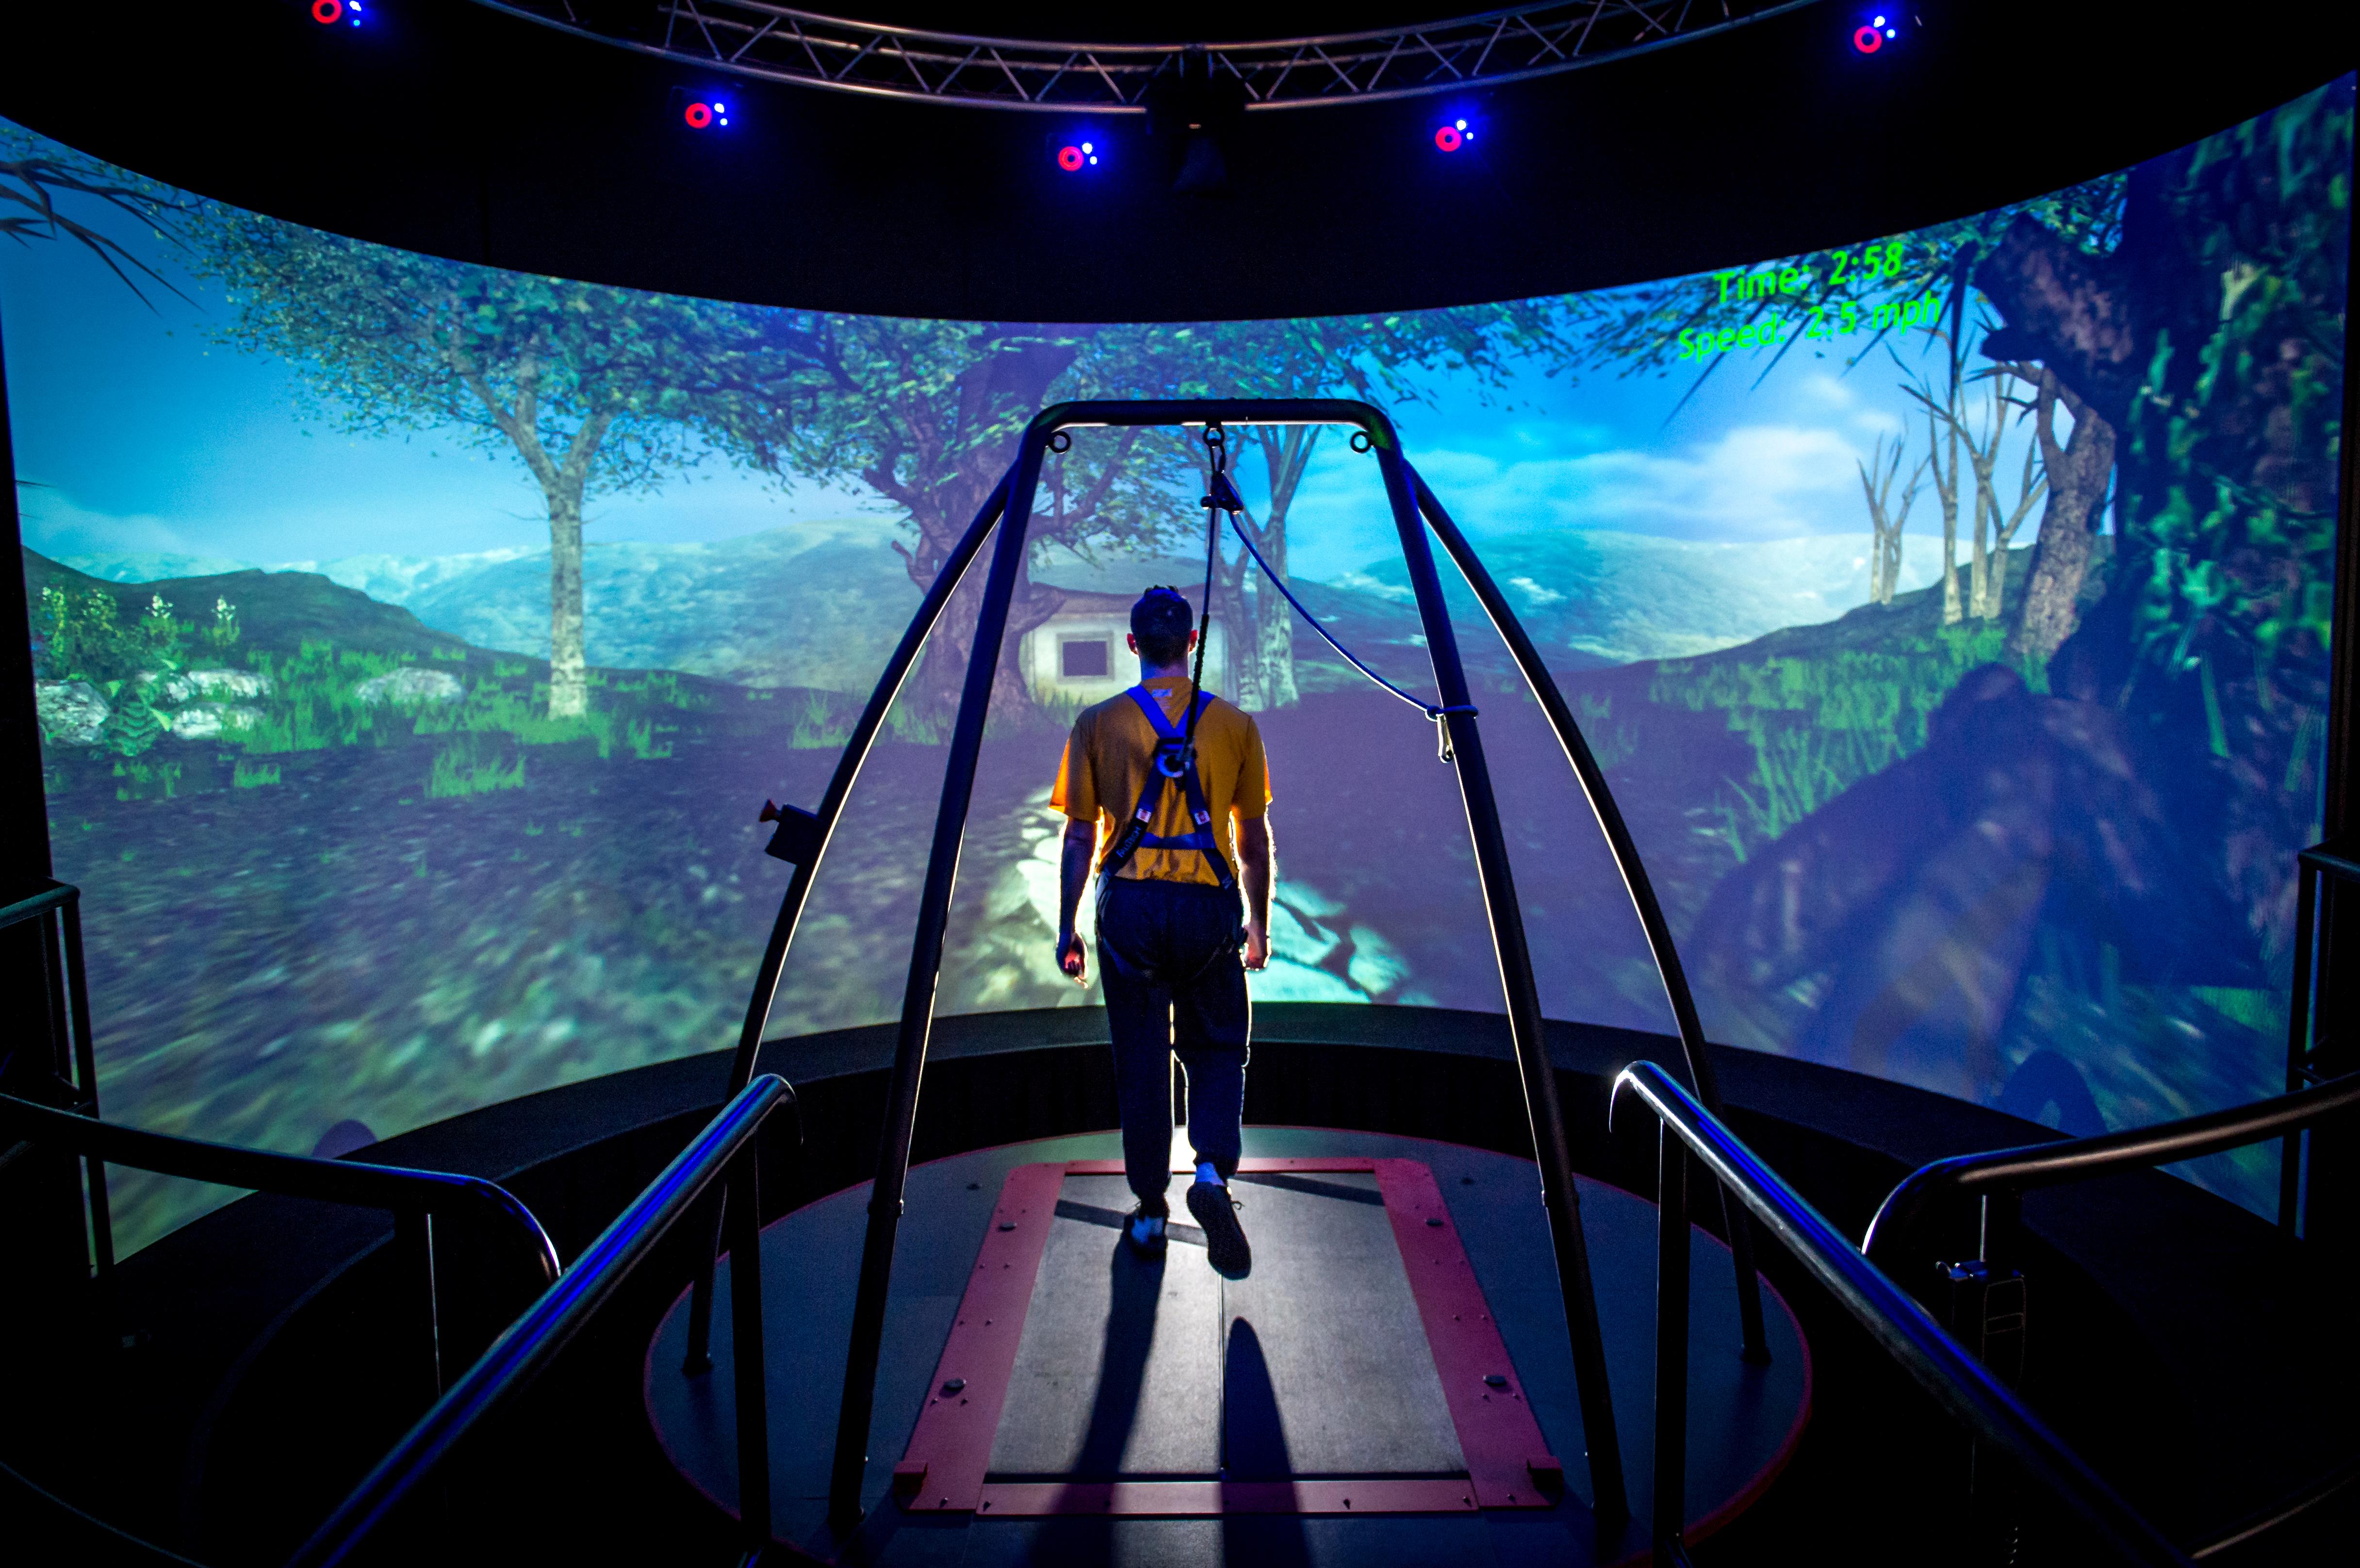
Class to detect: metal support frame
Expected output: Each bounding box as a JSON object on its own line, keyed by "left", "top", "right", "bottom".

{"left": 790, "top": 397, "right": 1736, "bottom": 1531}
{"left": 1375, "top": 431, "right": 1629, "bottom": 1525}
{"left": 1413, "top": 470, "right": 1771, "bottom": 1364}
{"left": 478, "top": 1, "right": 1814, "bottom": 112}
{"left": 682, "top": 476, "right": 1011, "bottom": 1374}
{"left": 826, "top": 432, "right": 1044, "bottom": 1526}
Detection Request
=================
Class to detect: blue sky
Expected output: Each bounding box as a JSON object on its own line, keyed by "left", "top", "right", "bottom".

{"left": 2, "top": 116, "right": 2053, "bottom": 587}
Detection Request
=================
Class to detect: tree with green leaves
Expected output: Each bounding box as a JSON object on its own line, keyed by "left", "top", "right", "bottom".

{"left": 729, "top": 303, "right": 1578, "bottom": 721}
{"left": 1115, "top": 306, "right": 1576, "bottom": 710}
{"left": 183, "top": 212, "right": 777, "bottom": 717}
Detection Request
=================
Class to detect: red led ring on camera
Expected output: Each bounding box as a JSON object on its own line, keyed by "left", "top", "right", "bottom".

{"left": 684, "top": 102, "right": 714, "bottom": 129}
{"left": 1853, "top": 25, "right": 1883, "bottom": 52}
{"left": 312, "top": 0, "right": 344, "bottom": 22}
{"left": 1057, "top": 145, "right": 1085, "bottom": 171}
{"left": 1434, "top": 126, "right": 1462, "bottom": 152}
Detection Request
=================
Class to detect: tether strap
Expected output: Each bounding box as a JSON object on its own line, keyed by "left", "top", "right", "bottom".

{"left": 1098, "top": 686, "right": 1235, "bottom": 891}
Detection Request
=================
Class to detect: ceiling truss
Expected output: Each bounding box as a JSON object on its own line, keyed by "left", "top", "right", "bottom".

{"left": 473, "top": 0, "right": 1819, "bottom": 111}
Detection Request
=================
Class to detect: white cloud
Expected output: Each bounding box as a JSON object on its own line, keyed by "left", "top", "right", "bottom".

{"left": 1417, "top": 424, "right": 1868, "bottom": 542}
{"left": 14, "top": 490, "right": 198, "bottom": 560}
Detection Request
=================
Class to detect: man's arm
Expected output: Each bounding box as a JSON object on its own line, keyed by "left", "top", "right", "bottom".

{"left": 1236, "top": 814, "right": 1273, "bottom": 972}
{"left": 1057, "top": 819, "right": 1095, "bottom": 983}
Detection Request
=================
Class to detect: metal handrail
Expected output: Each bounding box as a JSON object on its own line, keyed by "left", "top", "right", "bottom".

{"left": 2, "top": 879, "right": 113, "bottom": 1280}
{"left": 0, "top": 1091, "right": 562, "bottom": 1285}
{"left": 287, "top": 1074, "right": 794, "bottom": 1568}
{"left": 1610, "top": 1060, "right": 2192, "bottom": 1568}
{"left": 1862, "top": 1070, "right": 2360, "bottom": 1267}
{"left": 2282, "top": 836, "right": 2359, "bottom": 1230}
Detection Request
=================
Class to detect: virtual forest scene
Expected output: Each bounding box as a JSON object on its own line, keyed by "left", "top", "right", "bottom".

{"left": 4, "top": 80, "right": 2348, "bottom": 1249}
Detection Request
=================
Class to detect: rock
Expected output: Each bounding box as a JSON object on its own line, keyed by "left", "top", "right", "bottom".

{"left": 157, "top": 668, "right": 273, "bottom": 704}
{"left": 163, "top": 704, "right": 265, "bottom": 740}
{"left": 35, "top": 680, "right": 109, "bottom": 745}
{"left": 354, "top": 667, "right": 465, "bottom": 707}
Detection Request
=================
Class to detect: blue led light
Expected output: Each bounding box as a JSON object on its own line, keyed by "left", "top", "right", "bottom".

{"left": 1082, "top": 142, "right": 1094, "bottom": 153}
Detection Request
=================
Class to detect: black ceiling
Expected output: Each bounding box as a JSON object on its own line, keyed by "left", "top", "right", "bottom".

{"left": 0, "top": 0, "right": 2352, "bottom": 322}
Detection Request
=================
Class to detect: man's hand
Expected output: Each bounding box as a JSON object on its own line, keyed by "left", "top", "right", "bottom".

{"left": 1242, "top": 920, "right": 1269, "bottom": 972}
{"left": 1056, "top": 820, "right": 1096, "bottom": 986}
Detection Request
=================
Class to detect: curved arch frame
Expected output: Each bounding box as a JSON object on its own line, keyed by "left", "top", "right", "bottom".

{"left": 699, "top": 398, "right": 1770, "bottom": 1537}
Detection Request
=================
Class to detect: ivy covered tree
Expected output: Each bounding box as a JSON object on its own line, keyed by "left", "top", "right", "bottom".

{"left": 1973, "top": 77, "right": 2351, "bottom": 952}
{"left": 183, "top": 212, "right": 777, "bottom": 718}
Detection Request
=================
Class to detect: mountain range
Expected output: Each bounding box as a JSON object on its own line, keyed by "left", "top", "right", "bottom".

{"left": 60, "top": 516, "right": 1938, "bottom": 686}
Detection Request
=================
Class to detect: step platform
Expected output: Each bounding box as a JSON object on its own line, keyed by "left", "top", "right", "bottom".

{"left": 644, "top": 1127, "right": 1810, "bottom": 1566}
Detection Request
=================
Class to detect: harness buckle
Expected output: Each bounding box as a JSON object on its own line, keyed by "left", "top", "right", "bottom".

{"left": 1154, "top": 739, "right": 1194, "bottom": 780}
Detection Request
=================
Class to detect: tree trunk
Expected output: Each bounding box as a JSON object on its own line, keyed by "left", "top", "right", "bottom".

{"left": 2009, "top": 381, "right": 2117, "bottom": 663}
{"left": 1252, "top": 525, "right": 1298, "bottom": 708}
{"left": 881, "top": 332, "right": 1089, "bottom": 731}
{"left": 1940, "top": 457, "right": 1963, "bottom": 626}
{"left": 546, "top": 484, "right": 588, "bottom": 718}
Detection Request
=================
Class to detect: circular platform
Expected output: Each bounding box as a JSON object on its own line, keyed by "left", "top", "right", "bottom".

{"left": 645, "top": 1127, "right": 1810, "bottom": 1566}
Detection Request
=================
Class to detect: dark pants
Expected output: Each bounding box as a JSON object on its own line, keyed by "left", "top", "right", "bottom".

{"left": 1096, "top": 876, "right": 1250, "bottom": 1212}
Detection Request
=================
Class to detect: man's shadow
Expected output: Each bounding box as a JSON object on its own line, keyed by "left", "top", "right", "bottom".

{"left": 1223, "top": 1319, "right": 1311, "bottom": 1568}
{"left": 1021, "top": 1235, "right": 1167, "bottom": 1561}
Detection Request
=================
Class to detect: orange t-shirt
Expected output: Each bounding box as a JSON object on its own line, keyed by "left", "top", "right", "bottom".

{"left": 1051, "top": 676, "right": 1271, "bottom": 885}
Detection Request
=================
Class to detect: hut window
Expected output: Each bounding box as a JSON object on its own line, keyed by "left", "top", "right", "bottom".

{"left": 1060, "top": 638, "right": 1110, "bottom": 678}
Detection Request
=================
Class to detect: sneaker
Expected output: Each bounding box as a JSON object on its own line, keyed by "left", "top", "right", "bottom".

{"left": 1187, "top": 1178, "right": 1251, "bottom": 1278}
{"left": 1125, "top": 1203, "right": 1168, "bottom": 1257}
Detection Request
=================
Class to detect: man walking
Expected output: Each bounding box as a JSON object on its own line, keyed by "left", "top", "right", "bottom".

{"left": 1052, "top": 586, "right": 1271, "bottom": 1277}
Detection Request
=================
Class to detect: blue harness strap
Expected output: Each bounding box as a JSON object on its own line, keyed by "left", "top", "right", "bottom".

{"left": 1098, "top": 685, "right": 1235, "bottom": 891}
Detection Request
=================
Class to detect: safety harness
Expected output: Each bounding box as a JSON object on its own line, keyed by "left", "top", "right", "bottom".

{"left": 1097, "top": 683, "right": 1236, "bottom": 891}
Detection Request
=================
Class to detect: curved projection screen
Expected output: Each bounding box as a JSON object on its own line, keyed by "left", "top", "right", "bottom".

{"left": 6, "top": 79, "right": 2349, "bottom": 1250}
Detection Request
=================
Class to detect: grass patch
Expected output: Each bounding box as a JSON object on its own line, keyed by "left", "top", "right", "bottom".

{"left": 232, "top": 760, "right": 281, "bottom": 789}
{"left": 790, "top": 692, "right": 853, "bottom": 749}
{"left": 427, "top": 737, "right": 527, "bottom": 798}
{"left": 1653, "top": 624, "right": 2040, "bottom": 860}
{"left": 112, "top": 757, "right": 182, "bottom": 801}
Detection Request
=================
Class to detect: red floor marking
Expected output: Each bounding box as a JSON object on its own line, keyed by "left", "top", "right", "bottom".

{"left": 975, "top": 1479, "right": 1481, "bottom": 1516}
{"left": 1061, "top": 1156, "right": 1380, "bottom": 1175}
{"left": 1374, "top": 1158, "right": 1557, "bottom": 1509}
{"left": 899, "top": 1156, "right": 1557, "bottom": 1517}
{"left": 898, "top": 1161, "right": 1065, "bottom": 1513}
